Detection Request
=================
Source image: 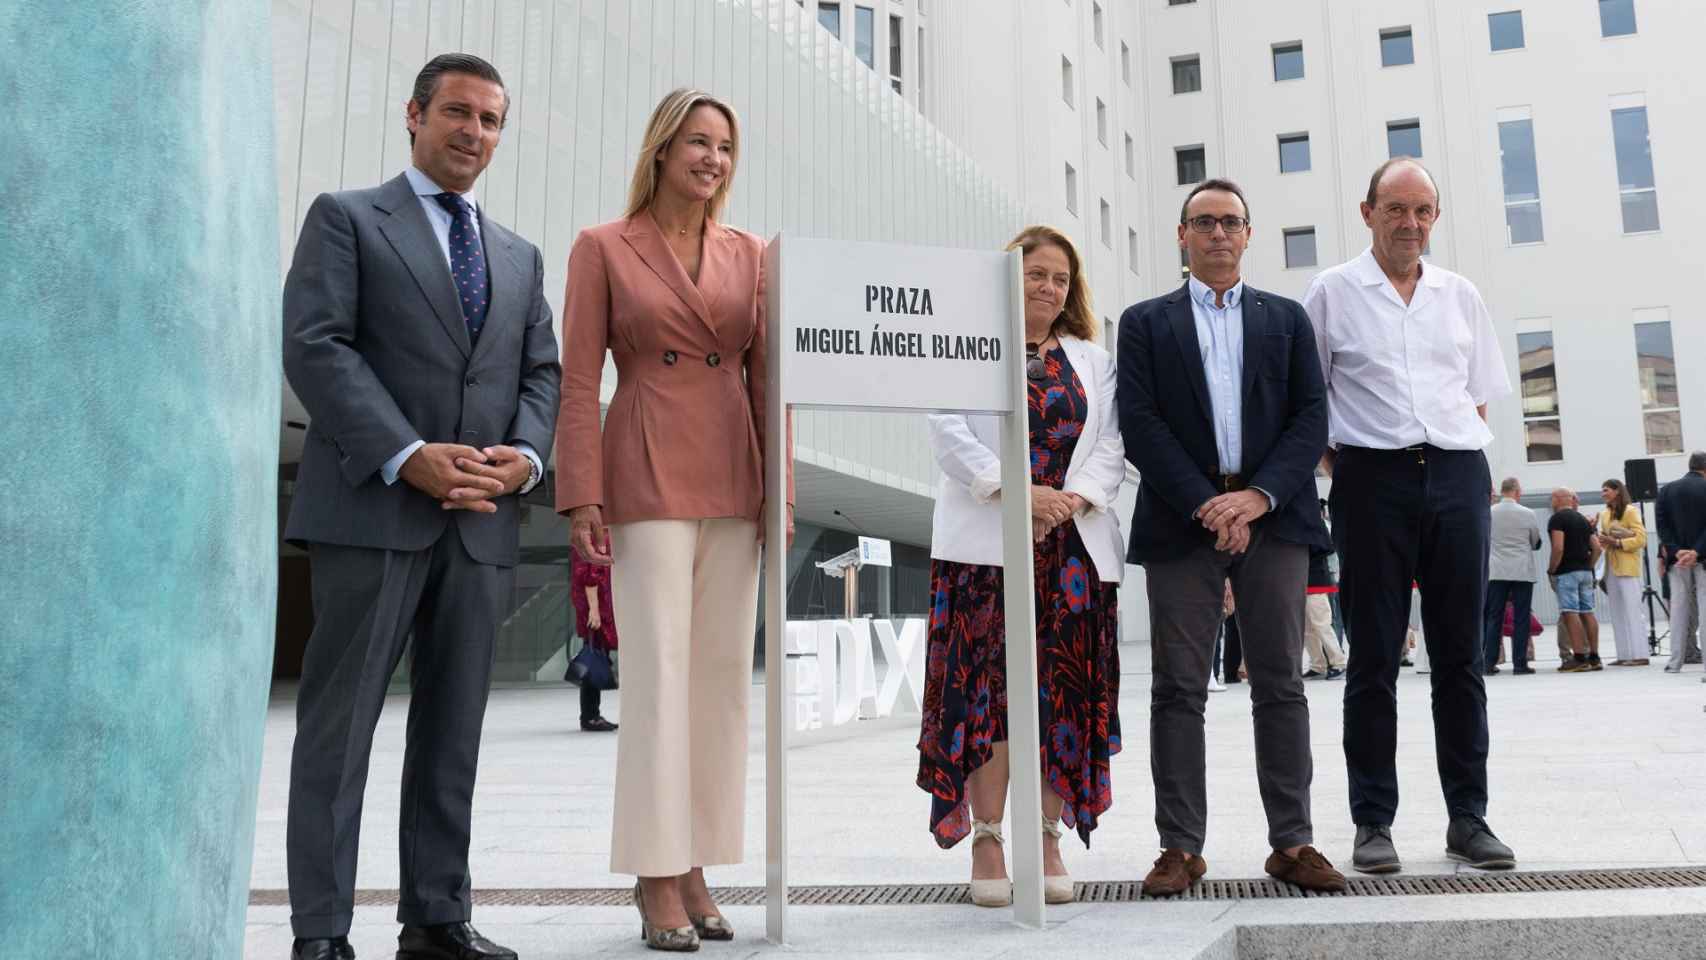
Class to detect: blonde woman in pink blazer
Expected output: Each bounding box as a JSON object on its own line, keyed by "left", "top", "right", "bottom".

{"left": 554, "top": 88, "right": 792, "bottom": 952}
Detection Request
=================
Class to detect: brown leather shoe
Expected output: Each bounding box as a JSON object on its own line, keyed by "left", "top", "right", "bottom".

{"left": 1141, "top": 848, "right": 1207, "bottom": 897}
{"left": 1265, "top": 845, "right": 1347, "bottom": 893}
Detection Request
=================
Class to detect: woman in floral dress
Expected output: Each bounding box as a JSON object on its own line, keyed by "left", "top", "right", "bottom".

{"left": 917, "top": 225, "right": 1127, "bottom": 907}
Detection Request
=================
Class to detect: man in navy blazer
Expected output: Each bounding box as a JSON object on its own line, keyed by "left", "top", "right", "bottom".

{"left": 1117, "top": 179, "right": 1340, "bottom": 897}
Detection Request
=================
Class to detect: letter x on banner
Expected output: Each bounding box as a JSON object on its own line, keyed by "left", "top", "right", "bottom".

{"left": 762, "top": 235, "right": 1044, "bottom": 941}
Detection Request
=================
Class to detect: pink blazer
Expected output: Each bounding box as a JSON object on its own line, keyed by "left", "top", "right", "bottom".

{"left": 554, "top": 212, "right": 792, "bottom": 525}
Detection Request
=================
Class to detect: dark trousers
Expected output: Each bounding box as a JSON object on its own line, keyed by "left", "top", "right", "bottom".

{"left": 580, "top": 681, "right": 603, "bottom": 721}
{"left": 1483, "top": 580, "right": 1534, "bottom": 672}
{"left": 1331, "top": 445, "right": 1491, "bottom": 827}
{"left": 286, "top": 525, "right": 510, "bottom": 938}
{"left": 1146, "top": 528, "right": 1313, "bottom": 853}
{"left": 1220, "top": 616, "right": 1243, "bottom": 680}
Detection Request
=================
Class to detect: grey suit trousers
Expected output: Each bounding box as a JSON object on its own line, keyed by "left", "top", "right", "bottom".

{"left": 1145, "top": 528, "right": 1313, "bottom": 853}
{"left": 287, "top": 524, "right": 512, "bottom": 938}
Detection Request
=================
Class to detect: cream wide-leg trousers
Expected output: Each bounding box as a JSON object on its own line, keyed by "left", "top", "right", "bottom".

{"left": 607, "top": 517, "right": 760, "bottom": 877}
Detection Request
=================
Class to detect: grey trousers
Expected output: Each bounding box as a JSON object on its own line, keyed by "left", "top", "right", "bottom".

{"left": 1145, "top": 528, "right": 1313, "bottom": 853}
{"left": 286, "top": 525, "right": 511, "bottom": 938}
{"left": 1668, "top": 564, "right": 1703, "bottom": 670}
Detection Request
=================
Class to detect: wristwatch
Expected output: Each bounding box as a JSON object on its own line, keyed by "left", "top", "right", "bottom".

{"left": 522, "top": 455, "right": 541, "bottom": 493}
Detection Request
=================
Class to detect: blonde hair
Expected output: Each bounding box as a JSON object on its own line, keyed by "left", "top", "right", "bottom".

{"left": 1005, "top": 225, "right": 1097, "bottom": 342}
{"left": 624, "top": 88, "right": 741, "bottom": 222}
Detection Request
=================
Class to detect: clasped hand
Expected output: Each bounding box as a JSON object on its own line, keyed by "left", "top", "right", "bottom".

{"left": 1195, "top": 489, "right": 1270, "bottom": 555}
{"left": 399, "top": 443, "right": 531, "bottom": 514}
{"left": 1030, "top": 486, "right": 1085, "bottom": 542}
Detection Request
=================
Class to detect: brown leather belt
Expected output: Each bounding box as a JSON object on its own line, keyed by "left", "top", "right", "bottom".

{"left": 1208, "top": 472, "right": 1247, "bottom": 493}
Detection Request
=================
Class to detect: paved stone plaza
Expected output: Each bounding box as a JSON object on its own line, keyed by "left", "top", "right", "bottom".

{"left": 246, "top": 633, "right": 1706, "bottom": 958}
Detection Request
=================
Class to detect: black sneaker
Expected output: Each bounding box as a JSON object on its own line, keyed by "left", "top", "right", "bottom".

{"left": 1588, "top": 658, "right": 1604, "bottom": 671}
{"left": 1513, "top": 666, "right": 1535, "bottom": 675}
{"left": 1446, "top": 816, "right": 1515, "bottom": 870}
{"left": 1400, "top": 657, "right": 1414, "bottom": 667}
{"left": 1302, "top": 669, "right": 1324, "bottom": 680}
{"left": 1325, "top": 667, "right": 1345, "bottom": 680}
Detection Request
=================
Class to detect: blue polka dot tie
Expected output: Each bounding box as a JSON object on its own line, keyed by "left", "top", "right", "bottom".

{"left": 433, "top": 191, "right": 489, "bottom": 342}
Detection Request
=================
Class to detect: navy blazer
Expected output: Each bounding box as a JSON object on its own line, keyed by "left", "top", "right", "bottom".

{"left": 1117, "top": 281, "right": 1330, "bottom": 563}
{"left": 1655, "top": 471, "right": 1706, "bottom": 556}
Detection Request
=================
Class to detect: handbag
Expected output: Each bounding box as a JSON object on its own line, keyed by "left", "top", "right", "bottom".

{"left": 565, "top": 641, "right": 618, "bottom": 690}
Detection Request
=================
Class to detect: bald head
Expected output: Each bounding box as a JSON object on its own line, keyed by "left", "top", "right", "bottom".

{"left": 1366, "top": 157, "right": 1439, "bottom": 206}
{"left": 1361, "top": 157, "right": 1440, "bottom": 276}
{"left": 1550, "top": 487, "right": 1577, "bottom": 510}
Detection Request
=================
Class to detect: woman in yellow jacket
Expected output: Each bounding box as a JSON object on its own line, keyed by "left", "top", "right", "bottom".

{"left": 1596, "top": 478, "right": 1649, "bottom": 666}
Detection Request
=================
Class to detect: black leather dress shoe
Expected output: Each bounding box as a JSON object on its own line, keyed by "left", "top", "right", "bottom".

{"left": 580, "top": 714, "right": 618, "bottom": 732}
{"left": 397, "top": 922, "right": 517, "bottom": 960}
{"left": 292, "top": 937, "right": 354, "bottom": 960}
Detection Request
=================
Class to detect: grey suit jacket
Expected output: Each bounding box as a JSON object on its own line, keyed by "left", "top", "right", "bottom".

{"left": 283, "top": 173, "right": 561, "bottom": 567}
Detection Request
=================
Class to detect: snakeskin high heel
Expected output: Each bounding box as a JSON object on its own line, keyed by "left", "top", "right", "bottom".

{"left": 688, "top": 912, "right": 734, "bottom": 941}
{"left": 634, "top": 881, "right": 700, "bottom": 952}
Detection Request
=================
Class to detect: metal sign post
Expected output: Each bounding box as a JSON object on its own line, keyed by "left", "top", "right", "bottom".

{"left": 762, "top": 235, "right": 1045, "bottom": 943}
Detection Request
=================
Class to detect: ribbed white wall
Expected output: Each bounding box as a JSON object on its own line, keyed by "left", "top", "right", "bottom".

{"left": 271, "top": 0, "right": 1027, "bottom": 509}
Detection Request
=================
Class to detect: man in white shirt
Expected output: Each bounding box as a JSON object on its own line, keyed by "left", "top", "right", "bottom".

{"left": 1486, "top": 477, "right": 1543, "bottom": 675}
{"left": 1302, "top": 158, "right": 1515, "bottom": 876}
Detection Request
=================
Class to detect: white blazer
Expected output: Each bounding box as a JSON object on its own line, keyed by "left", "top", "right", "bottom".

{"left": 927, "top": 334, "right": 1126, "bottom": 583}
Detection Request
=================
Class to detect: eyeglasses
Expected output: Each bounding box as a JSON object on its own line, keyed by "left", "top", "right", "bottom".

{"left": 1184, "top": 215, "right": 1249, "bottom": 235}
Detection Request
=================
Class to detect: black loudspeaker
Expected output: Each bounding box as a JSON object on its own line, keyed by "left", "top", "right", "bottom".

{"left": 1625, "top": 457, "right": 1659, "bottom": 501}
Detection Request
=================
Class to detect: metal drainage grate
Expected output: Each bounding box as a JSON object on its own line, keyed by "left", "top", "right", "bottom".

{"left": 249, "top": 866, "right": 1706, "bottom": 907}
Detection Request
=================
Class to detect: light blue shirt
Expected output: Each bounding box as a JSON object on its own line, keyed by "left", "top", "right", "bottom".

{"left": 1188, "top": 274, "right": 1246, "bottom": 475}
{"left": 379, "top": 167, "right": 541, "bottom": 493}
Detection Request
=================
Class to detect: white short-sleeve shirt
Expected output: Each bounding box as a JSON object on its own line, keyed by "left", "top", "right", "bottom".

{"left": 1302, "top": 248, "right": 1511, "bottom": 451}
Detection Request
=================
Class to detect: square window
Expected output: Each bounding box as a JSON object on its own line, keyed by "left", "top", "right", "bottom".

{"left": 1387, "top": 119, "right": 1422, "bottom": 158}
{"left": 1100, "top": 199, "right": 1112, "bottom": 247}
{"left": 1283, "top": 227, "right": 1317, "bottom": 268}
{"left": 1175, "top": 145, "right": 1206, "bottom": 185}
{"left": 1278, "top": 133, "right": 1311, "bottom": 173}
{"left": 1061, "top": 56, "right": 1074, "bottom": 106}
{"left": 1524, "top": 418, "right": 1564, "bottom": 462}
{"left": 1488, "top": 11, "right": 1525, "bottom": 51}
{"left": 1506, "top": 203, "right": 1544, "bottom": 245}
{"left": 1380, "top": 27, "right": 1414, "bottom": 67}
{"left": 1600, "top": 0, "right": 1637, "bottom": 38}
{"left": 818, "top": 2, "right": 840, "bottom": 38}
{"left": 1172, "top": 56, "right": 1202, "bottom": 94}
{"left": 1093, "top": 2, "right": 1104, "bottom": 47}
{"left": 1121, "top": 42, "right": 1132, "bottom": 85}
{"left": 1272, "top": 42, "right": 1304, "bottom": 81}
{"left": 1622, "top": 191, "right": 1661, "bottom": 233}
{"left": 1064, "top": 162, "right": 1078, "bottom": 215}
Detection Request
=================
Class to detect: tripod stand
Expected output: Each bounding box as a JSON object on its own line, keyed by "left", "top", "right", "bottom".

{"left": 1636, "top": 499, "right": 1669, "bottom": 655}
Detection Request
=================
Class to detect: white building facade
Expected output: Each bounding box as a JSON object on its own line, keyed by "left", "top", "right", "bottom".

{"left": 270, "top": 0, "right": 1700, "bottom": 672}
{"left": 925, "top": 0, "right": 1702, "bottom": 499}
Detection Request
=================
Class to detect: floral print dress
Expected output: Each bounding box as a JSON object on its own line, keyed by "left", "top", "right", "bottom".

{"left": 916, "top": 343, "right": 1122, "bottom": 848}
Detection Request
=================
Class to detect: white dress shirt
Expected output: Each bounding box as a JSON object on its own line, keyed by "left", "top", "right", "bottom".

{"left": 1187, "top": 275, "right": 1245, "bottom": 474}
{"left": 1302, "top": 248, "right": 1510, "bottom": 451}
{"left": 379, "top": 166, "right": 541, "bottom": 491}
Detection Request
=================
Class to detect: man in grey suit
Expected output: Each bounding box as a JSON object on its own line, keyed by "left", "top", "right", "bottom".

{"left": 1484, "top": 477, "right": 1543, "bottom": 675}
{"left": 282, "top": 54, "right": 560, "bottom": 960}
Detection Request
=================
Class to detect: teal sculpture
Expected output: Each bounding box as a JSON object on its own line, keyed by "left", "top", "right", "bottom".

{"left": 0, "top": 1, "right": 280, "bottom": 955}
